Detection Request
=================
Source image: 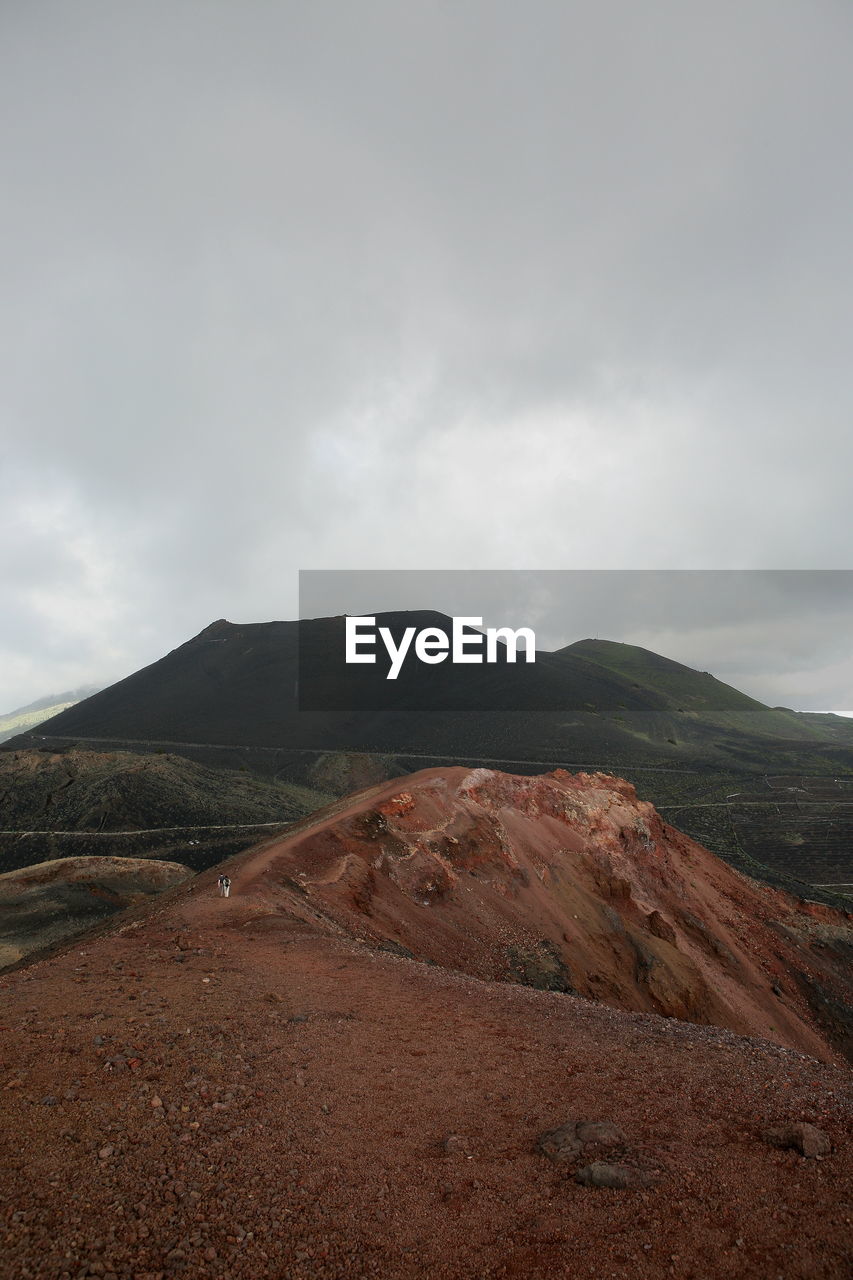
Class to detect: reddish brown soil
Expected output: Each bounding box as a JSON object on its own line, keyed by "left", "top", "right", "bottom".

{"left": 1, "top": 769, "right": 852, "bottom": 1279}
{"left": 237, "top": 766, "right": 851, "bottom": 1064}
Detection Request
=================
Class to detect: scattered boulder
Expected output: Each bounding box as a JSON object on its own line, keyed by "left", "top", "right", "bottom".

{"left": 535, "top": 1123, "right": 583, "bottom": 1162}
{"left": 505, "top": 940, "right": 576, "bottom": 994}
{"left": 576, "top": 1162, "right": 657, "bottom": 1189}
{"left": 536, "top": 1118, "right": 627, "bottom": 1162}
{"left": 764, "top": 1122, "right": 831, "bottom": 1158}
{"left": 575, "top": 1120, "right": 626, "bottom": 1147}
{"left": 442, "top": 1134, "right": 473, "bottom": 1157}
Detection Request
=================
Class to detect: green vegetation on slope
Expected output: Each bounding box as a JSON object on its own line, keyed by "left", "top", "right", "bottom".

{"left": 563, "top": 639, "right": 829, "bottom": 742}
{"left": 0, "top": 687, "right": 101, "bottom": 744}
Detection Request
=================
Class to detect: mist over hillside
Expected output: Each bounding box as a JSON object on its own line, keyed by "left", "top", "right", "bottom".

{"left": 0, "top": 686, "right": 101, "bottom": 744}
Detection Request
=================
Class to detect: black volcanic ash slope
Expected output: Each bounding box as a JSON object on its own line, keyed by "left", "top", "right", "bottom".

{"left": 9, "top": 615, "right": 676, "bottom": 761}
{"left": 15, "top": 614, "right": 851, "bottom": 767}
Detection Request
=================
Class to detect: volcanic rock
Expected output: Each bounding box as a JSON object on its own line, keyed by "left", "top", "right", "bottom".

{"left": 442, "top": 1134, "right": 473, "bottom": 1157}
{"left": 763, "top": 1122, "right": 831, "bottom": 1158}
{"left": 575, "top": 1120, "right": 626, "bottom": 1147}
{"left": 646, "top": 909, "right": 677, "bottom": 946}
{"left": 576, "top": 1163, "right": 658, "bottom": 1190}
{"left": 536, "top": 1123, "right": 583, "bottom": 1162}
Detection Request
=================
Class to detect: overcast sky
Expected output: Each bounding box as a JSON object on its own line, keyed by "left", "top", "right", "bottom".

{"left": 300, "top": 570, "right": 853, "bottom": 712}
{"left": 2, "top": 1, "right": 852, "bottom": 713}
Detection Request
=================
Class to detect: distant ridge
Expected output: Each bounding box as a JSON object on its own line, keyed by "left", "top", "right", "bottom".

{"left": 0, "top": 686, "right": 101, "bottom": 744}
{"left": 9, "top": 616, "right": 853, "bottom": 766}
{"left": 559, "top": 638, "right": 822, "bottom": 741}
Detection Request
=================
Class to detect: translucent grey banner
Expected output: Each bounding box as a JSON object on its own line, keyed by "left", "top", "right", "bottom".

{"left": 296, "top": 569, "right": 853, "bottom": 715}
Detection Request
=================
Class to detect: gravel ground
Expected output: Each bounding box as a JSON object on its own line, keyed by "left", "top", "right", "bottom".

{"left": 2, "top": 875, "right": 852, "bottom": 1280}
{"left": 3, "top": 764, "right": 853, "bottom": 1280}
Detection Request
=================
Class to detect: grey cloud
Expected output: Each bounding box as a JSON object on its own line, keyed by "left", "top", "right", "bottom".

{"left": 298, "top": 570, "right": 853, "bottom": 710}
{"left": 1, "top": 2, "right": 851, "bottom": 709}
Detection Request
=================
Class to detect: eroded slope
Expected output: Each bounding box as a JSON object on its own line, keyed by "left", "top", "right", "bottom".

{"left": 230, "top": 766, "right": 853, "bottom": 1063}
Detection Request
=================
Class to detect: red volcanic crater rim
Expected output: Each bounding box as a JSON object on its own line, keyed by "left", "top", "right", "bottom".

{"left": 230, "top": 766, "right": 851, "bottom": 1065}
{"left": 2, "top": 767, "right": 852, "bottom": 1279}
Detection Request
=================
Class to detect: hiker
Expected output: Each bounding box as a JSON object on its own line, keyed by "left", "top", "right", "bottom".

{"left": 217, "top": 874, "right": 231, "bottom": 898}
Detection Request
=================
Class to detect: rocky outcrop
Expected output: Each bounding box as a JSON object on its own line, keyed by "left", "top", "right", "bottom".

{"left": 235, "top": 766, "right": 853, "bottom": 1063}
{"left": 763, "top": 1122, "right": 831, "bottom": 1158}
